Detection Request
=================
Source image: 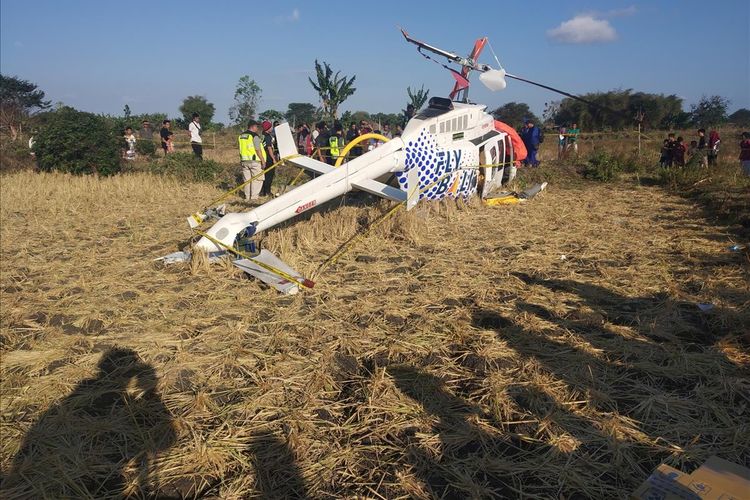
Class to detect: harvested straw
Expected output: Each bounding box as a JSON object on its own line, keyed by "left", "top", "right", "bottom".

{"left": 1, "top": 169, "right": 748, "bottom": 498}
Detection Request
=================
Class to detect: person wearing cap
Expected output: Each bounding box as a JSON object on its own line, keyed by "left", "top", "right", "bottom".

{"left": 238, "top": 120, "right": 266, "bottom": 201}
{"left": 260, "top": 120, "right": 278, "bottom": 197}
{"left": 328, "top": 121, "right": 345, "bottom": 165}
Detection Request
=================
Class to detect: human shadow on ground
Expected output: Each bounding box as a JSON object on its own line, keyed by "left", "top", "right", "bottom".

{"left": 511, "top": 272, "right": 748, "bottom": 345}
{"left": 388, "top": 358, "right": 642, "bottom": 497}
{"left": 1, "top": 347, "right": 177, "bottom": 499}
{"left": 379, "top": 277, "right": 747, "bottom": 496}
{"left": 246, "top": 429, "right": 309, "bottom": 499}
{"left": 388, "top": 364, "right": 519, "bottom": 499}
{"left": 468, "top": 275, "right": 747, "bottom": 482}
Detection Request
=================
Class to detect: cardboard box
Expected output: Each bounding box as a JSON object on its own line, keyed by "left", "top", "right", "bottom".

{"left": 684, "top": 456, "right": 750, "bottom": 500}
{"left": 632, "top": 458, "right": 750, "bottom": 500}
{"left": 630, "top": 464, "right": 701, "bottom": 500}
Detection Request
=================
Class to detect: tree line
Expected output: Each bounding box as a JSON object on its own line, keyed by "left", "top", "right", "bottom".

{"left": 492, "top": 91, "right": 749, "bottom": 131}
{"left": 3, "top": 69, "right": 749, "bottom": 151}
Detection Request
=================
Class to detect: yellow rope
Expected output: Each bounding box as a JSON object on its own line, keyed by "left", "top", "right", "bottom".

{"left": 315, "top": 161, "right": 515, "bottom": 276}
{"left": 202, "top": 153, "right": 300, "bottom": 210}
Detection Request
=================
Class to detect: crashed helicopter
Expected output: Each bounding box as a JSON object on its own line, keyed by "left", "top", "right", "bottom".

{"left": 161, "top": 29, "right": 549, "bottom": 294}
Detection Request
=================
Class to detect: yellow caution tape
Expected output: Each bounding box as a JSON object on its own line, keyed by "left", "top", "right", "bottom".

{"left": 194, "top": 229, "right": 315, "bottom": 289}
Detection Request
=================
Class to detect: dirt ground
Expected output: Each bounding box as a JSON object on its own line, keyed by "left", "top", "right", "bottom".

{"left": 1, "top": 170, "right": 748, "bottom": 499}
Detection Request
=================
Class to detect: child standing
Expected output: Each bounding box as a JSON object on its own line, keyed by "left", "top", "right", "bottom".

{"left": 557, "top": 127, "right": 567, "bottom": 160}
{"left": 708, "top": 130, "right": 721, "bottom": 166}
{"left": 673, "top": 136, "right": 686, "bottom": 167}
{"left": 124, "top": 127, "right": 136, "bottom": 160}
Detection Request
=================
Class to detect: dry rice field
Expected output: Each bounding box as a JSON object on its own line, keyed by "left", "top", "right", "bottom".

{"left": 1, "top": 169, "right": 748, "bottom": 499}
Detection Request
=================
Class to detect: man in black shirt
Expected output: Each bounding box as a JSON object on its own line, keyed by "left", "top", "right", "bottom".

{"left": 315, "top": 122, "right": 330, "bottom": 164}
{"left": 260, "top": 121, "right": 278, "bottom": 197}
{"left": 159, "top": 120, "right": 173, "bottom": 155}
{"left": 665, "top": 133, "right": 676, "bottom": 167}
{"left": 346, "top": 123, "right": 361, "bottom": 157}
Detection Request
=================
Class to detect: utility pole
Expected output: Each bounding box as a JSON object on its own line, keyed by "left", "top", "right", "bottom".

{"left": 635, "top": 107, "right": 645, "bottom": 157}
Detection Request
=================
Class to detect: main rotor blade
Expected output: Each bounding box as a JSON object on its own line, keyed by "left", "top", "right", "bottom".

{"left": 401, "top": 28, "right": 464, "bottom": 64}
{"left": 505, "top": 73, "right": 629, "bottom": 119}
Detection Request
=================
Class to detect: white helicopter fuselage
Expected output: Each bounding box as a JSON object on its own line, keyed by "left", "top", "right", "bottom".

{"left": 194, "top": 99, "right": 513, "bottom": 253}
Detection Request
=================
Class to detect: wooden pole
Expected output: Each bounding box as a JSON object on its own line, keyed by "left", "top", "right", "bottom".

{"left": 636, "top": 108, "right": 644, "bottom": 158}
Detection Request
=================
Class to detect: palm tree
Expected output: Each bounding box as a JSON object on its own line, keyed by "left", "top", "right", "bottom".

{"left": 308, "top": 60, "right": 356, "bottom": 121}
{"left": 406, "top": 85, "right": 430, "bottom": 112}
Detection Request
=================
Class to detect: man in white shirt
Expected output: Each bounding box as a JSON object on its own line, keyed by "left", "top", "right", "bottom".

{"left": 188, "top": 113, "right": 203, "bottom": 160}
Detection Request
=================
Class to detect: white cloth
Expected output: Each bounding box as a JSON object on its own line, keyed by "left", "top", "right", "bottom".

{"left": 189, "top": 121, "right": 202, "bottom": 143}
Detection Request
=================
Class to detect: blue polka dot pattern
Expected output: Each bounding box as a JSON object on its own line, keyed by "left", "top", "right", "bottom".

{"left": 398, "top": 128, "right": 479, "bottom": 200}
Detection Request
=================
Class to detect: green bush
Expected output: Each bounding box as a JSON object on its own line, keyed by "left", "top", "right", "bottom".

{"left": 583, "top": 151, "right": 625, "bottom": 182}
{"left": 102, "top": 113, "right": 168, "bottom": 136}
{"left": 656, "top": 164, "right": 706, "bottom": 190}
{"left": 135, "top": 139, "right": 157, "bottom": 157}
{"left": 0, "top": 139, "right": 35, "bottom": 172}
{"left": 34, "top": 106, "right": 121, "bottom": 175}
{"left": 151, "top": 152, "right": 223, "bottom": 182}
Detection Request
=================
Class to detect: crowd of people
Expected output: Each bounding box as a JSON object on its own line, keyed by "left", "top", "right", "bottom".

{"left": 120, "top": 118, "right": 176, "bottom": 160}
{"left": 233, "top": 118, "right": 403, "bottom": 200}
{"left": 517, "top": 119, "right": 579, "bottom": 167}
{"left": 659, "top": 128, "right": 721, "bottom": 168}
{"left": 118, "top": 112, "right": 750, "bottom": 183}
{"left": 293, "top": 119, "right": 402, "bottom": 165}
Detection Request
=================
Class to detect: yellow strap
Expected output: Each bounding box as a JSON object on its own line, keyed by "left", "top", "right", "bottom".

{"left": 192, "top": 153, "right": 300, "bottom": 219}
{"left": 315, "top": 161, "right": 515, "bottom": 276}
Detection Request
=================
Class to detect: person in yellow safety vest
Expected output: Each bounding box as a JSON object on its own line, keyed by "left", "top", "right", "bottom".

{"left": 238, "top": 120, "right": 267, "bottom": 201}
{"left": 328, "top": 122, "right": 345, "bottom": 165}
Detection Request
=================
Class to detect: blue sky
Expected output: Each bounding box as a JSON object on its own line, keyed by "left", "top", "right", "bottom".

{"left": 1, "top": 0, "right": 748, "bottom": 123}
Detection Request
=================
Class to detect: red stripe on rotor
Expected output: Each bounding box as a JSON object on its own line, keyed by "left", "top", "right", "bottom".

{"left": 450, "top": 37, "right": 487, "bottom": 99}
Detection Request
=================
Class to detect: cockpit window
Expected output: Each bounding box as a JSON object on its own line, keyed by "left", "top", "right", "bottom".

{"left": 415, "top": 107, "right": 451, "bottom": 120}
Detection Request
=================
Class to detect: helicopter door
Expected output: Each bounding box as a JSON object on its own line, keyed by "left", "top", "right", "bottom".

{"left": 495, "top": 137, "right": 506, "bottom": 188}
{"left": 481, "top": 142, "right": 499, "bottom": 199}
